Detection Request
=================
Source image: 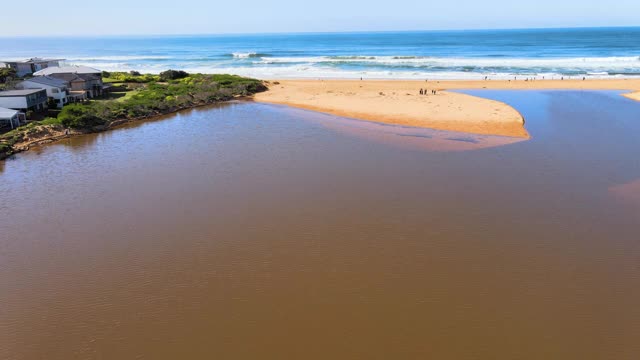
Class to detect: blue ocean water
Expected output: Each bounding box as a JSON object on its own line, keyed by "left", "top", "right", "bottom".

{"left": 1, "top": 27, "right": 639, "bottom": 79}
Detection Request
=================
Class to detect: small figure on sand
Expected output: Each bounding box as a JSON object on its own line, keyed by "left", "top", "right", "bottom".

{"left": 419, "top": 89, "right": 423, "bottom": 95}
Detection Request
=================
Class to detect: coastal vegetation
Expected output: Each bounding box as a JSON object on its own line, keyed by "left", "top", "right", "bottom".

{"left": 0, "top": 72, "right": 267, "bottom": 159}
{"left": 0, "top": 68, "right": 18, "bottom": 90}
{"left": 103, "top": 71, "right": 159, "bottom": 84}
{"left": 0, "top": 68, "right": 17, "bottom": 84}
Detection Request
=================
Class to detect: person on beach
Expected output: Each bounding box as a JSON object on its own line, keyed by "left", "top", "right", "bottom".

{"left": 420, "top": 89, "right": 424, "bottom": 95}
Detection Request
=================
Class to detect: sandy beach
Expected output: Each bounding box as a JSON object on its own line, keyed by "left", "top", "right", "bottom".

{"left": 254, "top": 79, "right": 640, "bottom": 137}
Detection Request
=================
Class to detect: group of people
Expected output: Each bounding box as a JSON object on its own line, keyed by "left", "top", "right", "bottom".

{"left": 419, "top": 88, "right": 437, "bottom": 95}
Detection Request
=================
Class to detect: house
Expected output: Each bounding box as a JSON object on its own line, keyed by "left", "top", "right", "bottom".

{"left": 0, "top": 89, "right": 48, "bottom": 112}
{"left": 33, "top": 66, "right": 104, "bottom": 98}
{"left": 0, "top": 58, "right": 64, "bottom": 77}
{"left": 17, "top": 76, "right": 70, "bottom": 108}
{"left": 0, "top": 107, "right": 25, "bottom": 129}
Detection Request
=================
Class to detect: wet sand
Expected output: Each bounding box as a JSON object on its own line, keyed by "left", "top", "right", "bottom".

{"left": 254, "top": 79, "right": 640, "bottom": 137}
{"left": 624, "top": 91, "right": 640, "bottom": 101}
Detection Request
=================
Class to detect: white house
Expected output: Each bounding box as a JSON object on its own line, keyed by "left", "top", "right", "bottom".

{"left": 34, "top": 66, "right": 105, "bottom": 98}
{"left": 0, "top": 89, "right": 48, "bottom": 112}
{"left": 0, "top": 107, "right": 25, "bottom": 129}
{"left": 18, "top": 76, "right": 69, "bottom": 108}
{"left": 0, "top": 58, "right": 64, "bottom": 77}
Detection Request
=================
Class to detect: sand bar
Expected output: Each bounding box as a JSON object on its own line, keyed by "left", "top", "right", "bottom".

{"left": 254, "top": 79, "right": 640, "bottom": 138}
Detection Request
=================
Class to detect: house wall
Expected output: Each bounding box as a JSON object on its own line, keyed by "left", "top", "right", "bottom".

{"left": 32, "top": 61, "right": 60, "bottom": 73}
{"left": 69, "top": 80, "right": 87, "bottom": 94}
{"left": 0, "top": 97, "right": 28, "bottom": 110}
{"left": 0, "top": 113, "right": 23, "bottom": 129}
{"left": 25, "top": 90, "right": 48, "bottom": 109}
{"left": 48, "top": 88, "right": 68, "bottom": 108}
{"left": 20, "top": 81, "right": 68, "bottom": 108}
{"left": 14, "top": 64, "right": 34, "bottom": 77}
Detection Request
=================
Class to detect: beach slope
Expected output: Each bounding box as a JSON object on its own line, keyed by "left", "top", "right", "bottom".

{"left": 255, "top": 80, "right": 528, "bottom": 138}
{"left": 624, "top": 91, "right": 640, "bottom": 102}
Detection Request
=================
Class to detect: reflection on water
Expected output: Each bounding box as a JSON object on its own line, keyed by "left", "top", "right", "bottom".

{"left": 272, "top": 103, "right": 528, "bottom": 152}
{"left": 610, "top": 179, "right": 640, "bottom": 207}
{"left": 1, "top": 92, "right": 640, "bottom": 359}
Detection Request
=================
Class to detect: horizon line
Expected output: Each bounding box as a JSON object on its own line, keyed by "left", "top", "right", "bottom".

{"left": 1, "top": 25, "right": 639, "bottom": 39}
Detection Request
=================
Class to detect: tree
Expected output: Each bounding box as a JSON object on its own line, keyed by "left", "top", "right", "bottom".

{"left": 0, "top": 67, "right": 17, "bottom": 84}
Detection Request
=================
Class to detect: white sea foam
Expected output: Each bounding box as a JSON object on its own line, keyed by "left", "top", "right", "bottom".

{"left": 66, "top": 55, "right": 172, "bottom": 61}
{"left": 231, "top": 52, "right": 261, "bottom": 58}
{"left": 66, "top": 55, "right": 640, "bottom": 80}
{"left": 139, "top": 65, "right": 632, "bottom": 80}
{"left": 255, "top": 55, "right": 640, "bottom": 70}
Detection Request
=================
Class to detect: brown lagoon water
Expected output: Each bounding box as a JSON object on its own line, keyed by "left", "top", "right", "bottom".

{"left": 1, "top": 91, "right": 639, "bottom": 359}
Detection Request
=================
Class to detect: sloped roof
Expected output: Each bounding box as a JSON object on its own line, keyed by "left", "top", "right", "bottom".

{"left": 33, "top": 65, "right": 101, "bottom": 76}
{"left": 21, "top": 76, "right": 68, "bottom": 88}
{"left": 0, "top": 106, "right": 19, "bottom": 119}
{"left": 0, "top": 89, "right": 45, "bottom": 97}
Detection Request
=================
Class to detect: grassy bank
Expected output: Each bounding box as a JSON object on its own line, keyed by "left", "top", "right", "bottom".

{"left": 0, "top": 72, "right": 267, "bottom": 160}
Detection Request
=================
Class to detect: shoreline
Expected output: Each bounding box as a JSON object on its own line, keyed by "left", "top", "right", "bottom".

{"left": 0, "top": 99, "right": 253, "bottom": 161}
{"left": 0, "top": 73, "right": 267, "bottom": 161}
{"left": 3, "top": 77, "right": 640, "bottom": 161}
{"left": 254, "top": 79, "right": 640, "bottom": 138}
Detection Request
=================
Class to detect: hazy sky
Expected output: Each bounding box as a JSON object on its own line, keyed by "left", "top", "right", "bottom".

{"left": 3, "top": 0, "right": 640, "bottom": 36}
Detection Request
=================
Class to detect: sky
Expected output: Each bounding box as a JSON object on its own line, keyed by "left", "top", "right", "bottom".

{"left": 2, "top": 0, "right": 640, "bottom": 37}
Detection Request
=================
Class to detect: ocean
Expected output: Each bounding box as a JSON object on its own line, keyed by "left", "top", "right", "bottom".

{"left": 1, "top": 27, "right": 639, "bottom": 79}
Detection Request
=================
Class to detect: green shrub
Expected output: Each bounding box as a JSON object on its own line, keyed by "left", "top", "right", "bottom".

{"left": 159, "top": 70, "right": 189, "bottom": 81}
{"left": 39, "top": 117, "right": 62, "bottom": 126}
{"left": 58, "top": 104, "right": 106, "bottom": 129}
{"left": 0, "top": 142, "right": 12, "bottom": 153}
